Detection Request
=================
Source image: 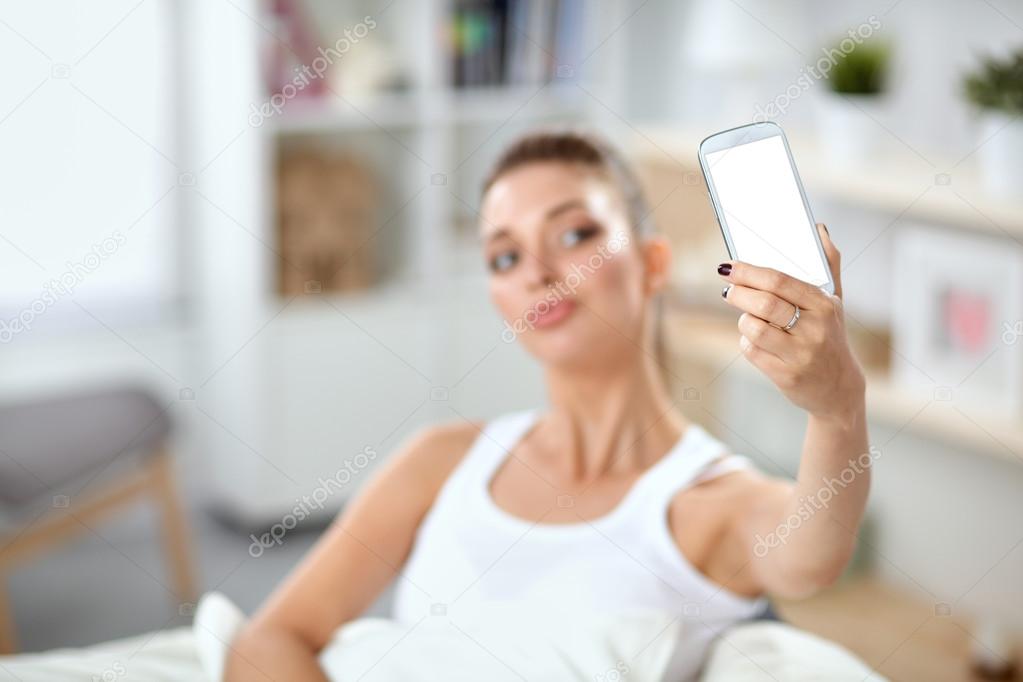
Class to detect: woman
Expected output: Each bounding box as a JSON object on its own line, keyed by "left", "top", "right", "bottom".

{"left": 227, "top": 130, "right": 870, "bottom": 680}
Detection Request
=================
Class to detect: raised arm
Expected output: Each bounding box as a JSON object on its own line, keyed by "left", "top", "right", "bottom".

{"left": 718, "top": 224, "right": 871, "bottom": 599}
{"left": 225, "top": 422, "right": 479, "bottom": 681}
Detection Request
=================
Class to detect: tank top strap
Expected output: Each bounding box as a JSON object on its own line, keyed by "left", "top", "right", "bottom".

{"left": 692, "top": 452, "right": 756, "bottom": 485}
{"left": 630, "top": 423, "right": 736, "bottom": 507}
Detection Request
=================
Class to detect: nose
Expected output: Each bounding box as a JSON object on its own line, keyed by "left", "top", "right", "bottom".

{"left": 522, "top": 250, "right": 558, "bottom": 290}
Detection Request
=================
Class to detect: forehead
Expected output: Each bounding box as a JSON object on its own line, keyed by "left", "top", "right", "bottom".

{"left": 480, "top": 162, "right": 620, "bottom": 237}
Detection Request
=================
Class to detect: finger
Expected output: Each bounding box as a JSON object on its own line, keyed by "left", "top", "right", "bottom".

{"left": 737, "top": 312, "right": 796, "bottom": 360}
{"left": 738, "top": 333, "right": 788, "bottom": 377}
{"left": 722, "top": 283, "right": 800, "bottom": 331}
{"left": 718, "top": 260, "right": 826, "bottom": 310}
{"left": 816, "top": 223, "right": 843, "bottom": 299}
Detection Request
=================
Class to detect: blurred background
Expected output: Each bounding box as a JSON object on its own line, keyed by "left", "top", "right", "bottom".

{"left": 1, "top": 1, "right": 1022, "bottom": 680}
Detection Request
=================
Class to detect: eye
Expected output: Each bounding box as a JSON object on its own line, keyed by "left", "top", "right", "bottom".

{"left": 560, "top": 224, "right": 600, "bottom": 247}
{"left": 488, "top": 250, "right": 518, "bottom": 273}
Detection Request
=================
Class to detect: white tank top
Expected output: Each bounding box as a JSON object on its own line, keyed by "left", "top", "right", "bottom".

{"left": 391, "top": 408, "right": 769, "bottom": 681}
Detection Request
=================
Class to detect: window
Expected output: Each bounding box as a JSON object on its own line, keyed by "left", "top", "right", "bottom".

{"left": 0, "top": 1, "right": 179, "bottom": 342}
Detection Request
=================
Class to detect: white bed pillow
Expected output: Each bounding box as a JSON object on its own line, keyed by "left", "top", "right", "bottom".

{"left": 193, "top": 592, "right": 247, "bottom": 681}
{"left": 0, "top": 627, "right": 201, "bottom": 681}
{"left": 701, "top": 621, "right": 888, "bottom": 681}
{"left": 193, "top": 592, "right": 680, "bottom": 681}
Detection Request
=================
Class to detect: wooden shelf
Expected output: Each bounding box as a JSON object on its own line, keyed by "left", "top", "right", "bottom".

{"left": 666, "top": 309, "right": 1023, "bottom": 464}
{"left": 271, "top": 86, "right": 586, "bottom": 135}
{"left": 272, "top": 91, "right": 424, "bottom": 134}
{"left": 635, "top": 127, "right": 1023, "bottom": 240}
{"left": 776, "top": 576, "right": 1020, "bottom": 682}
{"left": 446, "top": 84, "right": 585, "bottom": 125}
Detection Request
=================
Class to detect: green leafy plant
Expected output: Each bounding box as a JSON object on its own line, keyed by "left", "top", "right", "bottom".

{"left": 825, "top": 41, "right": 890, "bottom": 95}
{"left": 963, "top": 49, "right": 1023, "bottom": 115}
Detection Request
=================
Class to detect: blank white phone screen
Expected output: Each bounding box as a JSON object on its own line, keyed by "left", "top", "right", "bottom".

{"left": 705, "top": 136, "right": 828, "bottom": 286}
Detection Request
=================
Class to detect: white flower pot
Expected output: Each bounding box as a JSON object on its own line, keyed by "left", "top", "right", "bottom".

{"left": 814, "top": 91, "right": 887, "bottom": 167}
{"left": 976, "top": 112, "right": 1023, "bottom": 200}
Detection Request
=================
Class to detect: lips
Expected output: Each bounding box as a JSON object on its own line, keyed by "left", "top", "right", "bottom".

{"left": 532, "top": 297, "right": 577, "bottom": 329}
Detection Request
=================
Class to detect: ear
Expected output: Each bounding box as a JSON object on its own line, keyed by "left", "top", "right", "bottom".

{"left": 641, "top": 235, "right": 673, "bottom": 295}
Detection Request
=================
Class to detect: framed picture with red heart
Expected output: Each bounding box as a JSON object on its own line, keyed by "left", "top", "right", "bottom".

{"left": 892, "top": 223, "right": 1023, "bottom": 419}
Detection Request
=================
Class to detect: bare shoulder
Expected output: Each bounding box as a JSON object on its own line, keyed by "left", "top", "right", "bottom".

{"left": 378, "top": 419, "right": 483, "bottom": 492}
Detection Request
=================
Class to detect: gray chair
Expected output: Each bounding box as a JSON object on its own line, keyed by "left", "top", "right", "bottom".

{"left": 0, "top": 385, "right": 197, "bottom": 653}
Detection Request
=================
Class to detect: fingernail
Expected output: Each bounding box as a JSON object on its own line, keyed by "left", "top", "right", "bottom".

{"left": 721, "top": 285, "right": 731, "bottom": 299}
{"left": 717, "top": 263, "right": 732, "bottom": 276}
{"left": 821, "top": 224, "right": 829, "bottom": 236}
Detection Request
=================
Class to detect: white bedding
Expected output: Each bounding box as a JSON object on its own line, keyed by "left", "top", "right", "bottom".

{"left": 0, "top": 592, "right": 886, "bottom": 681}
{"left": 0, "top": 627, "right": 200, "bottom": 681}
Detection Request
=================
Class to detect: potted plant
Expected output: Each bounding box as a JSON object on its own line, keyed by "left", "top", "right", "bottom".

{"left": 815, "top": 40, "right": 891, "bottom": 165}
{"left": 963, "top": 49, "right": 1023, "bottom": 199}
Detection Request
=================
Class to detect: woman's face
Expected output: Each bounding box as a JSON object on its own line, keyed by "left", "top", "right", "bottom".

{"left": 480, "top": 161, "right": 665, "bottom": 369}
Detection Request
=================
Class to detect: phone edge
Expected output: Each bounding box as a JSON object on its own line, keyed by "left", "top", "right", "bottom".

{"left": 697, "top": 122, "right": 836, "bottom": 296}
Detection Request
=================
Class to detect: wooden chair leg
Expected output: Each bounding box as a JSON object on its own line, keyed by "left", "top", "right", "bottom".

{"left": 150, "top": 449, "right": 198, "bottom": 606}
{"left": 0, "top": 471, "right": 155, "bottom": 654}
{"left": 0, "top": 576, "right": 16, "bottom": 654}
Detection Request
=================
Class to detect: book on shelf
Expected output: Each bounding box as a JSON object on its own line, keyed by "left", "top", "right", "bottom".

{"left": 449, "top": 0, "right": 586, "bottom": 89}
{"left": 263, "top": 0, "right": 328, "bottom": 100}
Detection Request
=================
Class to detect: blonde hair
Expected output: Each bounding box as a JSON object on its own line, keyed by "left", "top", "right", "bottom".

{"left": 483, "top": 128, "right": 656, "bottom": 238}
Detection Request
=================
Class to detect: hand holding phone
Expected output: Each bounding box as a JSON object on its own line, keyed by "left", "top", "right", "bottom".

{"left": 696, "top": 122, "right": 865, "bottom": 423}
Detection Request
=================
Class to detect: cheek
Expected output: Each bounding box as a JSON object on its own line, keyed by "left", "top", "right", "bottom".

{"left": 572, "top": 249, "right": 644, "bottom": 307}
{"left": 489, "top": 278, "right": 523, "bottom": 321}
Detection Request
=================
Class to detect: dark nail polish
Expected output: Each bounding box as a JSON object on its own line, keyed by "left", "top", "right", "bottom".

{"left": 721, "top": 285, "right": 731, "bottom": 299}
{"left": 717, "top": 263, "right": 732, "bottom": 276}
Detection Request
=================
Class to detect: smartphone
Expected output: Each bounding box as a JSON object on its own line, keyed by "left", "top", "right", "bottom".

{"left": 698, "top": 121, "right": 834, "bottom": 295}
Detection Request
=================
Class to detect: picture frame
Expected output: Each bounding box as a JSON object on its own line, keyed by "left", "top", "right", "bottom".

{"left": 891, "top": 222, "right": 1023, "bottom": 419}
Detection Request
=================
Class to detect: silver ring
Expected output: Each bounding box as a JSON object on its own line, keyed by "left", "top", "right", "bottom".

{"left": 781, "top": 305, "right": 800, "bottom": 332}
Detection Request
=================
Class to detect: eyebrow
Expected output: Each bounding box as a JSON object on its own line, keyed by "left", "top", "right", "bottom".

{"left": 484, "top": 199, "right": 588, "bottom": 243}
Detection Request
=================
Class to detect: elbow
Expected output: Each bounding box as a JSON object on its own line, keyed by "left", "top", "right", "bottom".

{"left": 768, "top": 552, "right": 851, "bottom": 600}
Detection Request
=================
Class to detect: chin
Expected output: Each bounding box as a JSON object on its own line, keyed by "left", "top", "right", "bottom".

{"left": 522, "top": 312, "right": 626, "bottom": 370}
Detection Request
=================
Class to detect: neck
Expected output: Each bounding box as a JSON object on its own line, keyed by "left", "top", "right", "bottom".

{"left": 541, "top": 349, "right": 686, "bottom": 481}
